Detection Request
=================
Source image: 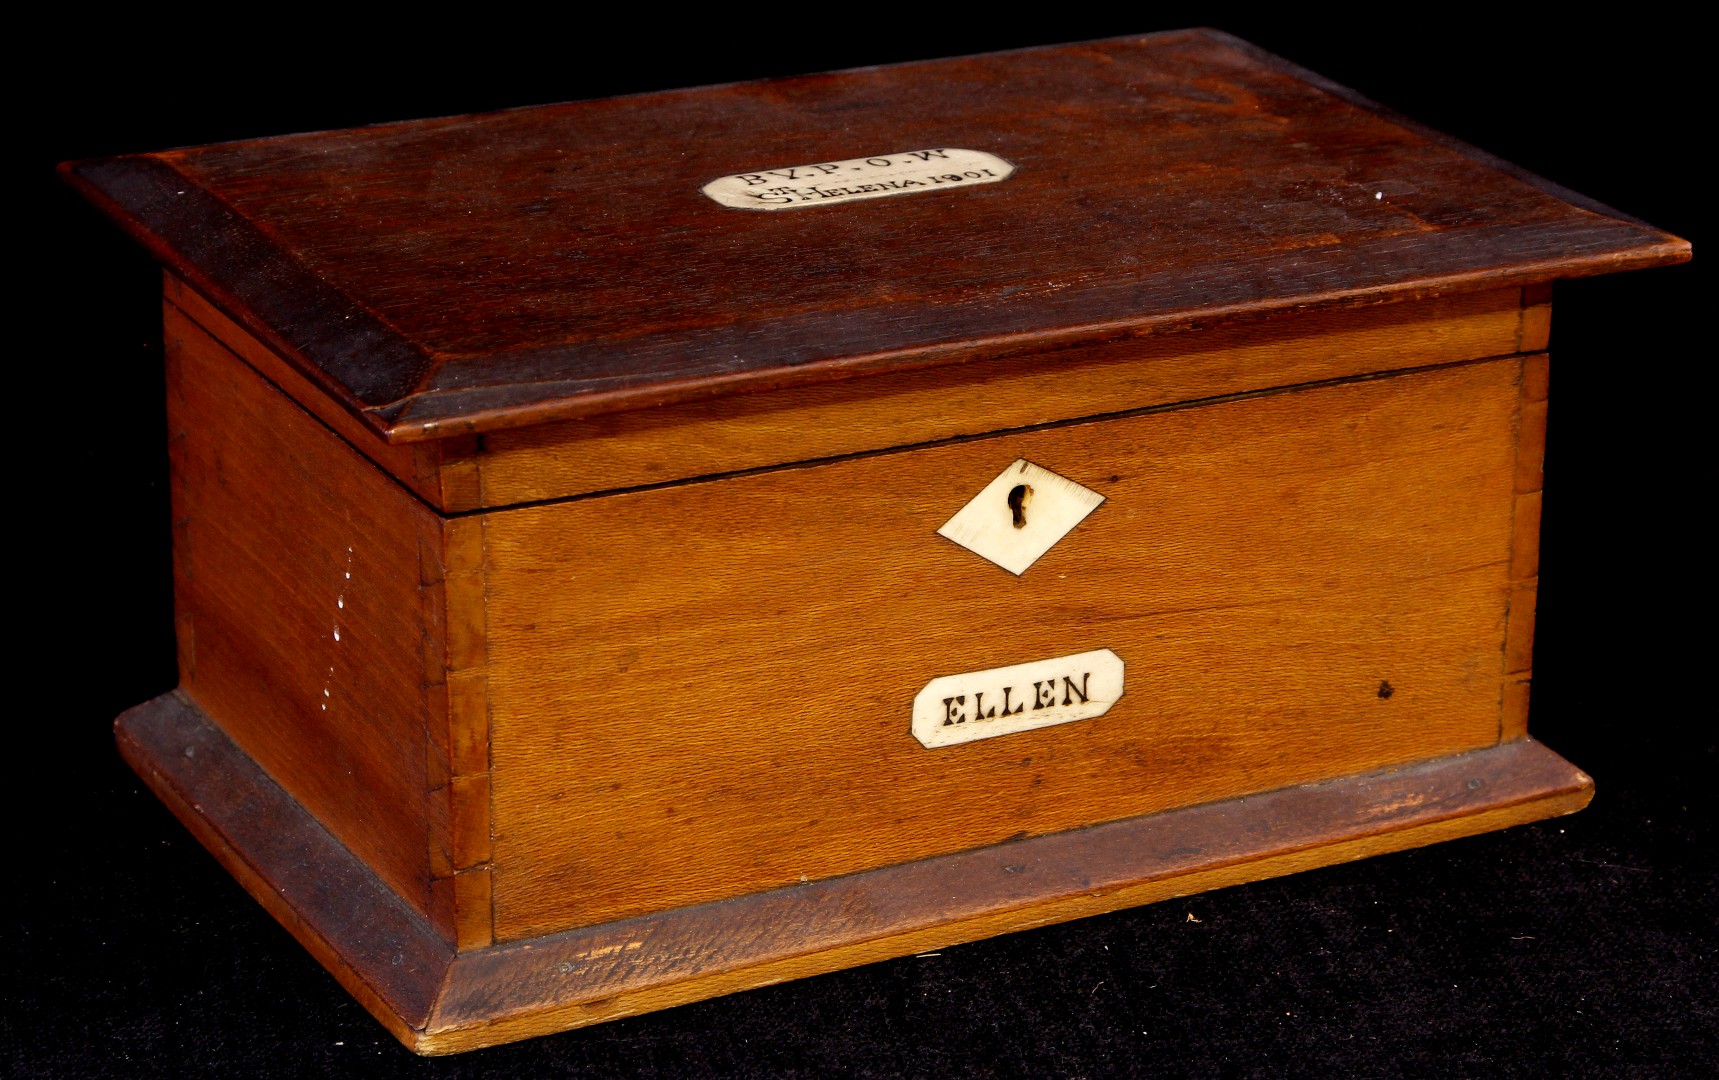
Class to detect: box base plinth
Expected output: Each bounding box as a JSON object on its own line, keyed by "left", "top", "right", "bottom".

{"left": 117, "top": 691, "right": 1592, "bottom": 1055}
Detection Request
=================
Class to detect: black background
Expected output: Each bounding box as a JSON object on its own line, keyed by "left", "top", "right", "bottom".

{"left": 13, "top": 15, "right": 1711, "bottom": 1078}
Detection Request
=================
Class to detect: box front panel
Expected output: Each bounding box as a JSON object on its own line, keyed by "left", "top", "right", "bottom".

{"left": 464, "top": 289, "right": 1527, "bottom": 506}
{"left": 482, "top": 357, "right": 1526, "bottom": 941}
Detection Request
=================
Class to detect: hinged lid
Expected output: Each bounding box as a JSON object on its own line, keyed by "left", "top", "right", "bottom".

{"left": 64, "top": 29, "right": 1687, "bottom": 444}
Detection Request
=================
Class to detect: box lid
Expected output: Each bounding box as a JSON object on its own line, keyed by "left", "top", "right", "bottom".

{"left": 64, "top": 29, "right": 1687, "bottom": 444}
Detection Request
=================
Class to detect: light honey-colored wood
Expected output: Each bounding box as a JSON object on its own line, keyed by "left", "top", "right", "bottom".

{"left": 451, "top": 870, "right": 495, "bottom": 953}
{"left": 1516, "top": 400, "right": 1549, "bottom": 495}
{"left": 1501, "top": 677, "right": 1534, "bottom": 743}
{"left": 159, "top": 288, "right": 1557, "bottom": 956}
{"left": 1500, "top": 352, "right": 1549, "bottom": 740}
{"left": 169, "top": 298, "right": 497, "bottom": 948}
{"left": 168, "top": 276, "right": 1535, "bottom": 514}
{"left": 480, "top": 357, "right": 1528, "bottom": 941}
{"left": 466, "top": 289, "right": 1532, "bottom": 507}
{"left": 1520, "top": 282, "right": 1554, "bottom": 352}
{"left": 437, "top": 440, "right": 485, "bottom": 516}
{"left": 164, "top": 276, "right": 447, "bottom": 506}
{"left": 164, "top": 303, "right": 441, "bottom": 921}
{"left": 428, "top": 515, "right": 495, "bottom": 949}
{"left": 1505, "top": 584, "right": 1538, "bottom": 676}
{"left": 77, "top": 28, "right": 1692, "bottom": 1055}
{"left": 417, "top": 515, "right": 457, "bottom": 937}
{"left": 1511, "top": 490, "right": 1544, "bottom": 582}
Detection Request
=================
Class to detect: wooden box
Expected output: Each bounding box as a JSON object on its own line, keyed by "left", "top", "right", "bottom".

{"left": 65, "top": 30, "right": 1688, "bottom": 1054}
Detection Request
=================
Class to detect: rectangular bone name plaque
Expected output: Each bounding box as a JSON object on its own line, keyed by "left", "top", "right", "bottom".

{"left": 702, "top": 149, "right": 1014, "bottom": 209}
{"left": 912, "top": 649, "right": 1125, "bottom": 749}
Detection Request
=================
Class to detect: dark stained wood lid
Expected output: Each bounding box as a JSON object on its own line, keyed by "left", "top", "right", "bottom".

{"left": 64, "top": 29, "right": 1688, "bottom": 444}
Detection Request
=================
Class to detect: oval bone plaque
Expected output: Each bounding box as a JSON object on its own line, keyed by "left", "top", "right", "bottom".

{"left": 702, "top": 149, "right": 1014, "bottom": 210}
{"left": 911, "top": 649, "right": 1125, "bottom": 749}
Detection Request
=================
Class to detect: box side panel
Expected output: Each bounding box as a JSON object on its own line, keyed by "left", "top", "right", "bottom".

{"left": 462, "top": 289, "right": 1527, "bottom": 508}
{"left": 164, "top": 274, "right": 452, "bottom": 508}
{"left": 166, "top": 303, "right": 443, "bottom": 924}
{"left": 482, "top": 356, "right": 1525, "bottom": 941}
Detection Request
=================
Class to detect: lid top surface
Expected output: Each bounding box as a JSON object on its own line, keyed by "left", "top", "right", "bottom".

{"left": 65, "top": 29, "right": 1687, "bottom": 441}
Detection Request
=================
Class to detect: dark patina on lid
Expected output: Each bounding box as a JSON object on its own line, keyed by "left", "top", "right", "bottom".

{"left": 63, "top": 29, "right": 1688, "bottom": 443}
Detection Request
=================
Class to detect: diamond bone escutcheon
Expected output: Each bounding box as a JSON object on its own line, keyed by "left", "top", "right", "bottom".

{"left": 937, "top": 459, "right": 1105, "bottom": 575}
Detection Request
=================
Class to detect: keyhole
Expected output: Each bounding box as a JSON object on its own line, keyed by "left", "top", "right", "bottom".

{"left": 1008, "top": 484, "right": 1032, "bottom": 528}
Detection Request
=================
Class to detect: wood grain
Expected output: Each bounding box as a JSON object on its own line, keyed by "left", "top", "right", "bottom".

{"left": 63, "top": 31, "right": 1686, "bottom": 441}
{"left": 423, "top": 470, "right": 495, "bottom": 947}
{"left": 482, "top": 357, "right": 1527, "bottom": 940}
{"left": 1520, "top": 282, "right": 1554, "bottom": 352}
{"left": 159, "top": 280, "right": 1533, "bottom": 511}
{"left": 429, "top": 739, "right": 1590, "bottom": 1054}
{"left": 163, "top": 276, "right": 445, "bottom": 506}
{"left": 116, "top": 691, "right": 450, "bottom": 1045}
{"left": 74, "top": 24, "right": 1654, "bottom": 1054}
{"left": 466, "top": 289, "right": 1528, "bottom": 506}
{"left": 165, "top": 305, "right": 443, "bottom": 921}
{"left": 115, "top": 689, "right": 1590, "bottom": 1055}
{"left": 1501, "top": 352, "right": 1549, "bottom": 740}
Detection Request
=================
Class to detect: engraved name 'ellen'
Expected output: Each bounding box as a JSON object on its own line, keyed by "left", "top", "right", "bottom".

{"left": 911, "top": 649, "right": 1124, "bottom": 749}
{"left": 702, "top": 149, "right": 1014, "bottom": 210}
